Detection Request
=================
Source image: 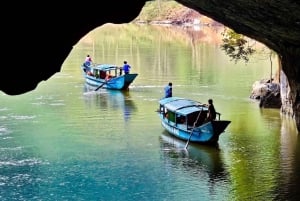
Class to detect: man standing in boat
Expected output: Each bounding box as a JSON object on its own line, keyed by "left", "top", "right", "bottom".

{"left": 164, "top": 82, "right": 172, "bottom": 98}
{"left": 84, "top": 54, "right": 92, "bottom": 67}
{"left": 207, "top": 99, "right": 216, "bottom": 121}
{"left": 122, "top": 61, "right": 131, "bottom": 74}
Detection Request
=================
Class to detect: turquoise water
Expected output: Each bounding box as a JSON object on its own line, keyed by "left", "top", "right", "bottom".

{"left": 0, "top": 24, "right": 299, "bottom": 201}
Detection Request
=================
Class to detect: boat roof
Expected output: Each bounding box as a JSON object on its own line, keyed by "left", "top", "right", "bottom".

{"left": 93, "top": 64, "right": 119, "bottom": 71}
{"left": 176, "top": 106, "right": 207, "bottom": 116}
{"left": 159, "top": 97, "right": 208, "bottom": 115}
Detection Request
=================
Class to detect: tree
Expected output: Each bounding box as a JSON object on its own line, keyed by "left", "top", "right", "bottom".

{"left": 220, "top": 28, "right": 255, "bottom": 63}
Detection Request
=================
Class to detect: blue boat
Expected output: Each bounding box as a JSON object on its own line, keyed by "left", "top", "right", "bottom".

{"left": 157, "top": 97, "right": 231, "bottom": 145}
{"left": 81, "top": 63, "right": 138, "bottom": 90}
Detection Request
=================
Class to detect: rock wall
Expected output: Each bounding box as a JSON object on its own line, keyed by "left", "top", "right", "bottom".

{"left": 281, "top": 71, "right": 294, "bottom": 116}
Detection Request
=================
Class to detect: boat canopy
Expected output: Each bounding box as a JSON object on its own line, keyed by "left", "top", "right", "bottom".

{"left": 94, "top": 64, "right": 119, "bottom": 71}
{"left": 159, "top": 97, "right": 185, "bottom": 105}
{"left": 159, "top": 97, "right": 208, "bottom": 115}
{"left": 161, "top": 97, "right": 202, "bottom": 110}
{"left": 176, "top": 106, "right": 208, "bottom": 116}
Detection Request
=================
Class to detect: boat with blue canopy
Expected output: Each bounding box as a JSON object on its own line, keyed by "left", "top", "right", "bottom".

{"left": 157, "top": 97, "right": 231, "bottom": 145}
{"left": 81, "top": 63, "right": 138, "bottom": 90}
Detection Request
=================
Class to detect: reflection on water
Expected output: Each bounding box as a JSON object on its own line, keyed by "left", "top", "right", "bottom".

{"left": 160, "top": 132, "right": 228, "bottom": 184}
{"left": 83, "top": 84, "right": 137, "bottom": 122}
{"left": 277, "top": 115, "right": 300, "bottom": 201}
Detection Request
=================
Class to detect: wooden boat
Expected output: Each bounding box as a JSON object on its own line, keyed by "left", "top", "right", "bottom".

{"left": 157, "top": 97, "right": 231, "bottom": 145}
{"left": 81, "top": 63, "right": 138, "bottom": 90}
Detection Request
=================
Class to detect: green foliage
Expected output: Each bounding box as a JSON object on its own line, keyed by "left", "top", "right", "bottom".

{"left": 220, "top": 29, "right": 255, "bottom": 63}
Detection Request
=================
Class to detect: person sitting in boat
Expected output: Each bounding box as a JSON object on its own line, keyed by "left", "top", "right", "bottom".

{"left": 164, "top": 82, "right": 172, "bottom": 98}
{"left": 105, "top": 73, "right": 113, "bottom": 81}
{"left": 176, "top": 115, "right": 186, "bottom": 124}
{"left": 87, "top": 71, "right": 94, "bottom": 76}
{"left": 122, "top": 61, "right": 131, "bottom": 74}
{"left": 84, "top": 54, "right": 92, "bottom": 67}
{"left": 206, "top": 99, "right": 216, "bottom": 121}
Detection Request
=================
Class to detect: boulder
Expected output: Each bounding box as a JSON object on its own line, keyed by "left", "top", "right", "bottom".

{"left": 250, "top": 79, "right": 281, "bottom": 108}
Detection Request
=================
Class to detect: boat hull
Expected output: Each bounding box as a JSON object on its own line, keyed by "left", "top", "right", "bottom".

{"left": 84, "top": 73, "right": 138, "bottom": 90}
{"left": 159, "top": 115, "right": 230, "bottom": 144}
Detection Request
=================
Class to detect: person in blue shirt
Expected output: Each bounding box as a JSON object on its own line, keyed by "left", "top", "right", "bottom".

{"left": 164, "top": 82, "right": 172, "bottom": 98}
{"left": 122, "top": 61, "right": 131, "bottom": 74}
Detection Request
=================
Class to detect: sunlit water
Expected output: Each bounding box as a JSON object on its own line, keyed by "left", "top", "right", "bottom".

{"left": 0, "top": 24, "right": 299, "bottom": 201}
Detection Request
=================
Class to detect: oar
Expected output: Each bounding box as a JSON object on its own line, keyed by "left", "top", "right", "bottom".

{"left": 94, "top": 81, "right": 107, "bottom": 91}
{"left": 185, "top": 109, "right": 202, "bottom": 149}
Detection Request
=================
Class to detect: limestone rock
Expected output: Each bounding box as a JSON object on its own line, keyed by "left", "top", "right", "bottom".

{"left": 250, "top": 79, "right": 281, "bottom": 108}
